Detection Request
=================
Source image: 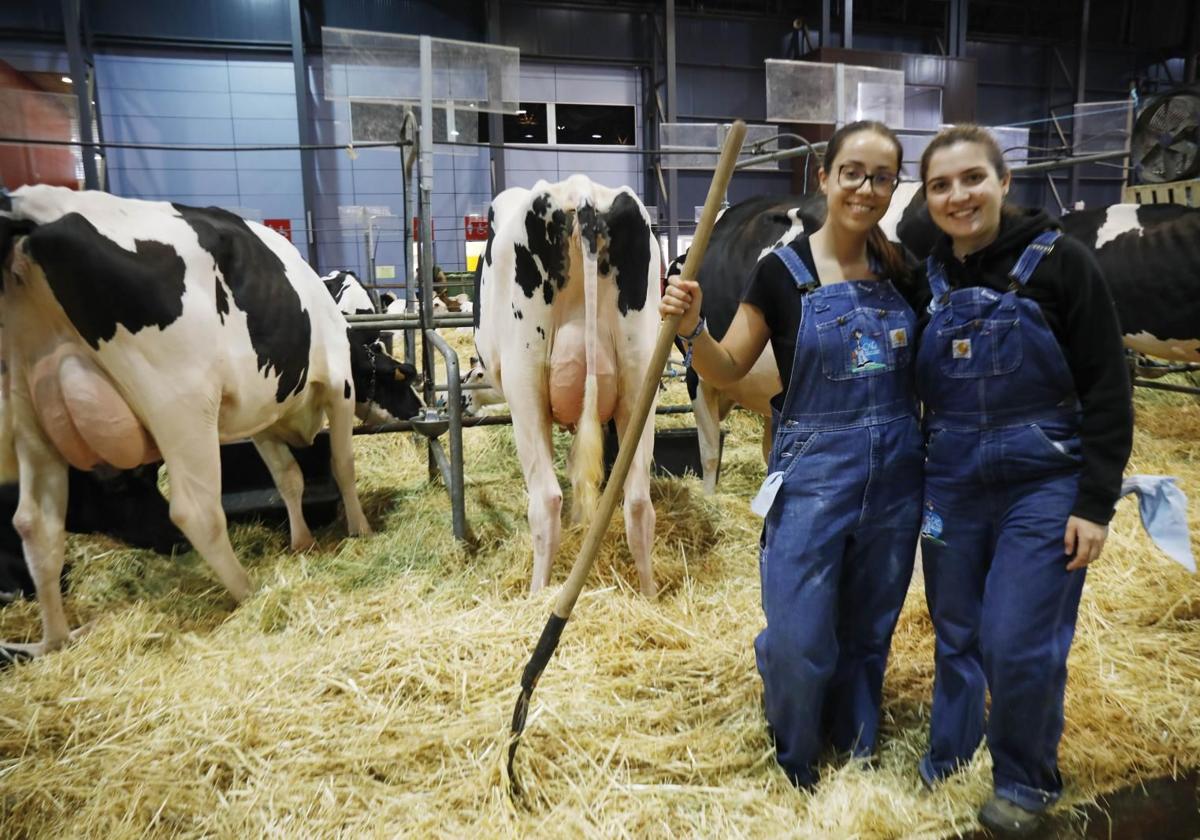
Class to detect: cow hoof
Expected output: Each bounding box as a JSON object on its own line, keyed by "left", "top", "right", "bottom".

{"left": 348, "top": 523, "right": 373, "bottom": 538}
{"left": 639, "top": 580, "right": 658, "bottom": 598}
{"left": 291, "top": 535, "right": 316, "bottom": 552}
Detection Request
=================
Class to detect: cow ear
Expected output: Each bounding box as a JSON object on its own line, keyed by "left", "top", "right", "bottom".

{"left": 393, "top": 367, "right": 407, "bottom": 382}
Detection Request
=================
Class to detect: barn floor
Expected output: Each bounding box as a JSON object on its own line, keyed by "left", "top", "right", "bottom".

{"left": 0, "top": 370, "right": 1197, "bottom": 839}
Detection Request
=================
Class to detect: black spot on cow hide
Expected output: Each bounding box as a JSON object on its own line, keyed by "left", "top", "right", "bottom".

{"left": 472, "top": 259, "right": 483, "bottom": 329}
{"left": 344, "top": 380, "right": 352, "bottom": 400}
{"left": 603, "top": 192, "right": 651, "bottom": 315}
{"left": 215, "top": 276, "right": 230, "bottom": 323}
{"left": 536, "top": 325, "right": 545, "bottom": 340}
{"left": 483, "top": 206, "right": 495, "bottom": 267}
{"left": 24, "top": 213, "right": 187, "bottom": 347}
{"left": 173, "top": 205, "right": 311, "bottom": 403}
{"left": 514, "top": 192, "right": 570, "bottom": 304}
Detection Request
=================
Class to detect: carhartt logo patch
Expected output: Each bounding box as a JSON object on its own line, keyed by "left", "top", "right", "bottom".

{"left": 952, "top": 338, "right": 972, "bottom": 359}
{"left": 889, "top": 327, "right": 908, "bottom": 348}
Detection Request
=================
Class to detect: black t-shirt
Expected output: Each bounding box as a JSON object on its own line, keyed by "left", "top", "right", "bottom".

{"left": 921, "top": 209, "right": 1133, "bottom": 524}
{"left": 741, "top": 235, "right": 928, "bottom": 412}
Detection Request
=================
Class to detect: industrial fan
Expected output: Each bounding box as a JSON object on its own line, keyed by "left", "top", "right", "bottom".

{"left": 1131, "top": 85, "right": 1200, "bottom": 183}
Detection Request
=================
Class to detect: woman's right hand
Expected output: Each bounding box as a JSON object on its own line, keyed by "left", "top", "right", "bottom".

{"left": 660, "top": 273, "right": 704, "bottom": 337}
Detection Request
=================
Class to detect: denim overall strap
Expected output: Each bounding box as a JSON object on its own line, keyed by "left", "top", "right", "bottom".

{"left": 1009, "top": 230, "right": 1061, "bottom": 286}
{"left": 772, "top": 244, "right": 821, "bottom": 292}
{"left": 926, "top": 257, "right": 951, "bottom": 312}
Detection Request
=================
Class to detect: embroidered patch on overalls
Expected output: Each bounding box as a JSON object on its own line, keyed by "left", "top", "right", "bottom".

{"left": 851, "top": 329, "right": 886, "bottom": 371}
{"left": 889, "top": 327, "right": 908, "bottom": 348}
{"left": 951, "top": 338, "right": 972, "bottom": 360}
{"left": 920, "top": 502, "right": 946, "bottom": 545}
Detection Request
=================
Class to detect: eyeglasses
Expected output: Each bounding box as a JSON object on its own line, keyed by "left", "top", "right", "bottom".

{"left": 837, "top": 164, "right": 900, "bottom": 196}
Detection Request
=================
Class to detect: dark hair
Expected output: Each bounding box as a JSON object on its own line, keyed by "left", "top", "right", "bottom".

{"left": 919, "top": 123, "right": 1009, "bottom": 184}
{"left": 823, "top": 120, "right": 908, "bottom": 281}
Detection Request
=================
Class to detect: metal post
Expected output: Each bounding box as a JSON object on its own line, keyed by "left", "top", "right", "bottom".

{"left": 419, "top": 36, "right": 437, "bottom": 484}
{"left": 61, "top": 0, "right": 99, "bottom": 190}
{"left": 1070, "top": 0, "right": 1090, "bottom": 208}
{"left": 289, "top": 0, "right": 319, "bottom": 266}
{"left": 821, "top": 0, "right": 831, "bottom": 49}
{"left": 665, "top": 0, "right": 678, "bottom": 263}
{"left": 842, "top": 0, "right": 853, "bottom": 50}
{"left": 947, "top": 0, "right": 967, "bottom": 58}
{"left": 364, "top": 226, "right": 374, "bottom": 294}
{"left": 487, "top": 0, "right": 506, "bottom": 194}
{"left": 425, "top": 329, "right": 465, "bottom": 540}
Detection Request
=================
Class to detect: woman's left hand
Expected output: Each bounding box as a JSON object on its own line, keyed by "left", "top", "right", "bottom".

{"left": 1064, "top": 515, "right": 1108, "bottom": 570}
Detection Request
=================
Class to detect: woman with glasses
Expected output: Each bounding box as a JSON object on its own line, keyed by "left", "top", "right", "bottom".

{"left": 660, "top": 120, "right": 926, "bottom": 787}
{"left": 914, "top": 125, "right": 1132, "bottom": 836}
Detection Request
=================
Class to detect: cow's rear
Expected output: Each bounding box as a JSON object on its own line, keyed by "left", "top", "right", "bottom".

{"left": 475, "top": 176, "right": 660, "bottom": 594}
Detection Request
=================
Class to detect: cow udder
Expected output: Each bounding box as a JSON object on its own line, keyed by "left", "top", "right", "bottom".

{"left": 548, "top": 319, "right": 618, "bottom": 428}
{"left": 29, "top": 348, "right": 160, "bottom": 471}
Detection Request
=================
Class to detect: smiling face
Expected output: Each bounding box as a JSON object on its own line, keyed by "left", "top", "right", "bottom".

{"left": 923, "top": 140, "right": 1011, "bottom": 256}
{"left": 818, "top": 130, "right": 900, "bottom": 235}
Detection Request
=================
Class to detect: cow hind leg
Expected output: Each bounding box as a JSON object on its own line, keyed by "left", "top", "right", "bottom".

{"left": 615, "top": 400, "right": 657, "bottom": 598}
{"left": 2, "top": 428, "right": 73, "bottom": 659}
{"left": 325, "top": 390, "right": 371, "bottom": 537}
{"left": 159, "top": 427, "right": 252, "bottom": 602}
{"left": 252, "top": 434, "right": 314, "bottom": 551}
{"left": 510, "top": 393, "right": 562, "bottom": 593}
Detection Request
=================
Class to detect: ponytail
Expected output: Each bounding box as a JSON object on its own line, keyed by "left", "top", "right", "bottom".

{"left": 867, "top": 225, "right": 910, "bottom": 281}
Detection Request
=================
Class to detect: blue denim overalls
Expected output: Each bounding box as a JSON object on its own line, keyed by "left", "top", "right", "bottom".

{"left": 751, "top": 245, "right": 923, "bottom": 787}
{"left": 916, "top": 231, "right": 1085, "bottom": 812}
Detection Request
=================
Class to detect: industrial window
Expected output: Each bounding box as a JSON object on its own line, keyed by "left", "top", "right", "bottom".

{"left": 478, "top": 102, "right": 549, "bottom": 144}
{"left": 479, "top": 102, "right": 635, "bottom": 146}
{"left": 555, "top": 104, "right": 635, "bottom": 146}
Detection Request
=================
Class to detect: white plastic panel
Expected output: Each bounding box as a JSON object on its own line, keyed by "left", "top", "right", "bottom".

{"left": 986, "top": 125, "right": 1032, "bottom": 167}
{"left": 660, "top": 122, "right": 721, "bottom": 169}
{"left": 765, "top": 59, "right": 838, "bottom": 124}
{"left": 843, "top": 66, "right": 905, "bottom": 126}
{"left": 321, "top": 27, "right": 519, "bottom": 114}
{"left": 661, "top": 122, "right": 781, "bottom": 170}
{"left": 1072, "top": 99, "right": 1133, "bottom": 154}
{"left": 766, "top": 60, "right": 904, "bottom": 127}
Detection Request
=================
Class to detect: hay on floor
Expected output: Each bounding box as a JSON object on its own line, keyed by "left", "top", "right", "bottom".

{"left": 0, "top": 372, "right": 1197, "bottom": 839}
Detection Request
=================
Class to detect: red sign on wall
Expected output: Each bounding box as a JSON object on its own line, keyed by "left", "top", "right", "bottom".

{"left": 264, "top": 218, "right": 292, "bottom": 241}
{"left": 464, "top": 215, "right": 489, "bottom": 241}
{"left": 413, "top": 218, "right": 436, "bottom": 240}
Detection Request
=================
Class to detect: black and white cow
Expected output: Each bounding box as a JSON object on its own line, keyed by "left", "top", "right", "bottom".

{"left": 475, "top": 176, "right": 661, "bottom": 595}
{"left": 322, "top": 269, "right": 422, "bottom": 425}
{"left": 0, "top": 185, "right": 373, "bottom": 658}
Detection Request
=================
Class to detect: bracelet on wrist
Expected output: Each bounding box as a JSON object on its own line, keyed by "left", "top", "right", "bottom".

{"left": 678, "top": 316, "right": 706, "bottom": 342}
{"left": 679, "top": 317, "right": 706, "bottom": 368}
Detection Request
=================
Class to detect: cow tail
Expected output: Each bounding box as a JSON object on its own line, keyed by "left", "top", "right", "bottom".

{"left": 572, "top": 195, "right": 603, "bottom": 526}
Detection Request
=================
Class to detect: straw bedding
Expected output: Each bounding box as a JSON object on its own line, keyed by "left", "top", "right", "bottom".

{"left": 0, "top": 371, "right": 1196, "bottom": 838}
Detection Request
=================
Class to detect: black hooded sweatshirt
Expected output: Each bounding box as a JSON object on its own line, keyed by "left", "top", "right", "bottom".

{"left": 920, "top": 207, "right": 1133, "bottom": 525}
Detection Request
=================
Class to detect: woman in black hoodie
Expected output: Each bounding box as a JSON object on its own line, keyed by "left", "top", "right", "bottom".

{"left": 913, "top": 125, "right": 1133, "bottom": 837}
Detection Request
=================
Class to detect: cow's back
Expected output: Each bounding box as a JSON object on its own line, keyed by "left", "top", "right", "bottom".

{"left": 698, "top": 195, "right": 824, "bottom": 340}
